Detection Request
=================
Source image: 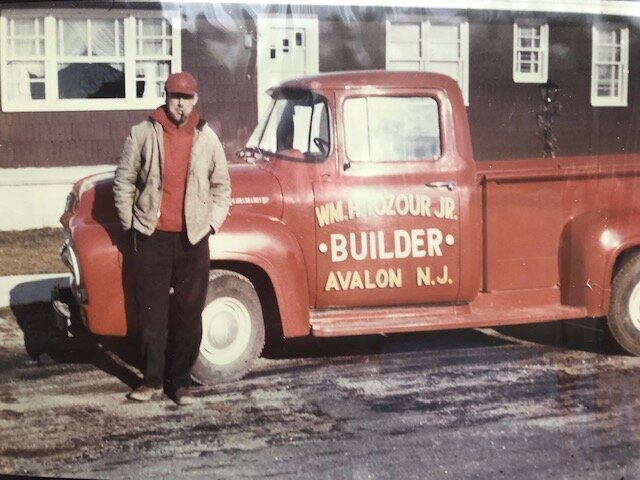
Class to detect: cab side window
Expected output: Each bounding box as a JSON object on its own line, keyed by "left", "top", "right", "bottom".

{"left": 344, "top": 96, "right": 441, "bottom": 163}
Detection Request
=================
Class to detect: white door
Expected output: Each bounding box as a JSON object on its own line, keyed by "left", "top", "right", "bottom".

{"left": 256, "top": 16, "right": 319, "bottom": 119}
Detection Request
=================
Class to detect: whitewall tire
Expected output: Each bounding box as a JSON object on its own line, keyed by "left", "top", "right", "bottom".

{"left": 191, "top": 270, "right": 265, "bottom": 384}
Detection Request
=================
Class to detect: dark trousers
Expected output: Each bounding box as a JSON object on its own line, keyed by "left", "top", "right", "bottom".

{"left": 132, "top": 230, "right": 209, "bottom": 389}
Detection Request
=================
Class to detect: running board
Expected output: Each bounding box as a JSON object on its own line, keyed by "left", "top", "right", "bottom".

{"left": 309, "top": 303, "right": 588, "bottom": 337}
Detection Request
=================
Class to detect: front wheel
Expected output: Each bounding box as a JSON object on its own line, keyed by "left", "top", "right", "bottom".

{"left": 191, "top": 270, "right": 265, "bottom": 384}
{"left": 608, "top": 254, "right": 640, "bottom": 356}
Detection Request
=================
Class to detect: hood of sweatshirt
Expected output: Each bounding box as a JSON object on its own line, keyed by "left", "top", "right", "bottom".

{"left": 149, "top": 105, "right": 200, "bottom": 133}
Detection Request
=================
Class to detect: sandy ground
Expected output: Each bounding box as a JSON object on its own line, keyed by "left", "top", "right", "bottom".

{"left": 1, "top": 303, "right": 640, "bottom": 479}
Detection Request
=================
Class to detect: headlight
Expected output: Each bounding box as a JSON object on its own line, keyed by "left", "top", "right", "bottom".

{"left": 59, "top": 193, "right": 77, "bottom": 229}
{"left": 64, "top": 193, "right": 76, "bottom": 213}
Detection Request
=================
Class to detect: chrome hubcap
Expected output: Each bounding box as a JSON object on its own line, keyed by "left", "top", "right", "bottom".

{"left": 628, "top": 282, "right": 640, "bottom": 331}
{"left": 200, "top": 297, "right": 252, "bottom": 366}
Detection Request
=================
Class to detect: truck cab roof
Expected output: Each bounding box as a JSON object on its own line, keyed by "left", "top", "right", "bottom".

{"left": 272, "top": 70, "right": 461, "bottom": 94}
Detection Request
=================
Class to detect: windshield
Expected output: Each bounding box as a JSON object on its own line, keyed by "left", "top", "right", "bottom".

{"left": 247, "top": 90, "right": 330, "bottom": 162}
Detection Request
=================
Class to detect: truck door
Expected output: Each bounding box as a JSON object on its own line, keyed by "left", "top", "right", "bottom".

{"left": 313, "top": 93, "right": 462, "bottom": 308}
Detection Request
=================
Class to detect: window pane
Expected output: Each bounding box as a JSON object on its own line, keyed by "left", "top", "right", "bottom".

{"left": 138, "top": 18, "right": 172, "bottom": 56}
{"left": 61, "top": 19, "right": 88, "bottom": 56}
{"left": 388, "top": 42, "right": 420, "bottom": 60}
{"left": 519, "top": 35, "right": 540, "bottom": 49}
{"left": 597, "top": 29, "right": 619, "bottom": 45}
{"left": 309, "top": 102, "right": 330, "bottom": 154}
{"left": 9, "top": 18, "right": 44, "bottom": 57}
{"left": 430, "top": 24, "right": 459, "bottom": 42}
{"left": 428, "top": 43, "right": 460, "bottom": 61}
{"left": 92, "top": 19, "right": 118, "bottom": 56}
{"left": 13, "top": 39, "right": 37, "bottom": 56}
{"left": 520, "top": 64, "right": 531, "bottom": 73}
{"left": 519, "top": 37, "right": 533, "bottom": 49}
{"left": 344, "top": 98, "right": 370, "bottom": 162}
{"left": 58, "top": 62, "right": 124, "bottom": 98}
{"left": 518, "top": 51, "right": 539, "bottom": 73}
{"left": 7, "top": 61, "right": 45, "bottom": 100}
{"left": 14, "top": 18, "right": 37, "bottom": 35}
{"left": 345, "top": 96, "right": 440, "bottom": 163}
{"left": 519, "top": 27, "right": 540, "bottom": 44}
{"left": 597, "top": 77, "right": 617, "bottom": 97}
{"left": 597, "top": 64, "right": 616, "bottom": 82}
{"left": 388, "top": 23, "right": 420, "bottom": 43}
{"left": 258, "top": 101, "right": 284, "bottom": 153}
{"left": 251, "top": 95, "right": 329, "bottom": 160}
{"left": 142, "top": 19, "right": 164, "bottom": 36}
{"left": 596, "top": 65, "right": 618, "bottom": 97}
{"left": 142, "top": 40, "right": 164, "bottom": 56}
{"left": 597, "top": 45, "right": 620, "bottom": 63}
{"left": 136, "top": 61, "right": 170, "bottom": 98}
{"left": 290, "top": 105, "right": 313, "bottom": 151}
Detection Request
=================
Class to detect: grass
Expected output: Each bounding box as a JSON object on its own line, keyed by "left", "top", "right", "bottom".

{"left": 0, "top": 228, "right": 65, "bottom": 276}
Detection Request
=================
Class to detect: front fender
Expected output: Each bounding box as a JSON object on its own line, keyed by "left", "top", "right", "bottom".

{"left": 560, "top": 211, "right": 640, "bottom": 315}
{"left": 212, "top": 213, "right": 311, "bottom": 337}
{"left": 72, "top": 219, "right": 131, "bottom": 336}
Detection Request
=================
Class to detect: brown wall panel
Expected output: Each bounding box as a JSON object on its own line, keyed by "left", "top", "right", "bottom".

{"left": 319, "top": 13, "right": 385, "bottom": 71}
{"left": 469, "top": 15, "right": 640, "bottom": 160}
{"left": 468, "top": 17, "right": 543, "bottom": 160}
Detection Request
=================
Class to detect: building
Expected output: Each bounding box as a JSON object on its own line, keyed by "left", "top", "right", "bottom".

{"left": 1, "top": 0, "right": 639, "bottom": 228}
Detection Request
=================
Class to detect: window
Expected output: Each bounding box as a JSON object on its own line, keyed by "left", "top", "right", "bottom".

{"left": 591, "top": 25, "right": 629, "bottom": 107}
{"left": 344, "top": 96, "right": 441, "bottom": 163}
{"left": 513, "top": 22, "right": 549, "bottom": 83}
{"left": 1, "top": 10, "right": 181, "bottom": 112}
{"left": 247, "top": 91, "right": 330, "bottom": 162}
{"left": 386, "top": 18, "right": 469, "bottom": 105}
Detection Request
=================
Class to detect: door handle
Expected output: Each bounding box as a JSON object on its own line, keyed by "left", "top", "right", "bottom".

{"left": 426, "top": 181, "right": 456, "bottom": 191}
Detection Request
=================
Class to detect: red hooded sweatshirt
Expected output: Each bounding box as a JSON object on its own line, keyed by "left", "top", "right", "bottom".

{"left": 150, "top": 106, "right": 199, "bottom": 232}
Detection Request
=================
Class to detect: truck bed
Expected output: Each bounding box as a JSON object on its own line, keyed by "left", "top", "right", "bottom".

{"left": 477, "top": 154, "right": 640, "bottom": 315}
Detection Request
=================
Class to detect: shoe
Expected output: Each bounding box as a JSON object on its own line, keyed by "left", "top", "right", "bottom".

{"left": 127, "top": 384, "right": 163, "bottom": 402}
{"left": 173, "top": 387, "right": 196, "bottom": 406}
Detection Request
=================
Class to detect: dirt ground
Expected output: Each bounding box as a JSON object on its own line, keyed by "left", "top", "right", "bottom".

{"left": 2, "top": 303, "right": 640, "bottom": 479}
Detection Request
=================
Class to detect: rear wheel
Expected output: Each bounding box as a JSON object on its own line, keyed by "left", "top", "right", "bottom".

{"left": 191, "top": 270, "right": 265, "bottom": 384}
{"left": 608, "top": 254, "right": 640, "bottom": 356}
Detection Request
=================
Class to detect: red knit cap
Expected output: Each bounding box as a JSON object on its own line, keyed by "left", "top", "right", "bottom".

{"left": 164, "top": 72, "right": 197, "bottom": 96}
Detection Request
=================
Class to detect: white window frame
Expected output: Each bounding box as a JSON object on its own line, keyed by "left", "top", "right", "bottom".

{"left": 513, "top": 21, "right": 549, "bottom": 83}
{"left": 591, "top": 24, "right": 629, "bottom": 107}
{"left": 0, "top": 9, "right": 181, "bottom": 112}
{"left": 385, "top": 17, "right": 469, "bottom": 105}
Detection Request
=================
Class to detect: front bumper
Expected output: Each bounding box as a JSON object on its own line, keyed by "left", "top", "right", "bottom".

{"left": 51, "top": 285, "right": 71, "bottom": 336}
{"left": 52, "top": 238, "right": 87, "bottom": 335}
{"left": 60, "top": 238, "right": 80, "bottom": 288}
{"left": 59, "top": 238, "right": 88, "bottom": 304}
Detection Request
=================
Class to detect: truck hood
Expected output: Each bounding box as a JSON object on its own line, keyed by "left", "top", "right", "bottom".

{"left": 228, "top": 163, "right": 284, "bottom": 220}
{"left": 63, "top": 164, "right": 283, "bottom": 230}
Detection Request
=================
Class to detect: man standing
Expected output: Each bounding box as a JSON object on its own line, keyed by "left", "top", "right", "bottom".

{"left": 113, "top": 72, "right": 231, "bottom": 405}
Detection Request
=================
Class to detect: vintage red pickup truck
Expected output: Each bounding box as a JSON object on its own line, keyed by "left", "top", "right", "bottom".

{"left": 56, "top": 70, "right": 640, "bottom": 384}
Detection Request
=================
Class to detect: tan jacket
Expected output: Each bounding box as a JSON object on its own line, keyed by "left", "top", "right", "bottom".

{"left": 113, "top": 118, "right": 231, "bottom": 244}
